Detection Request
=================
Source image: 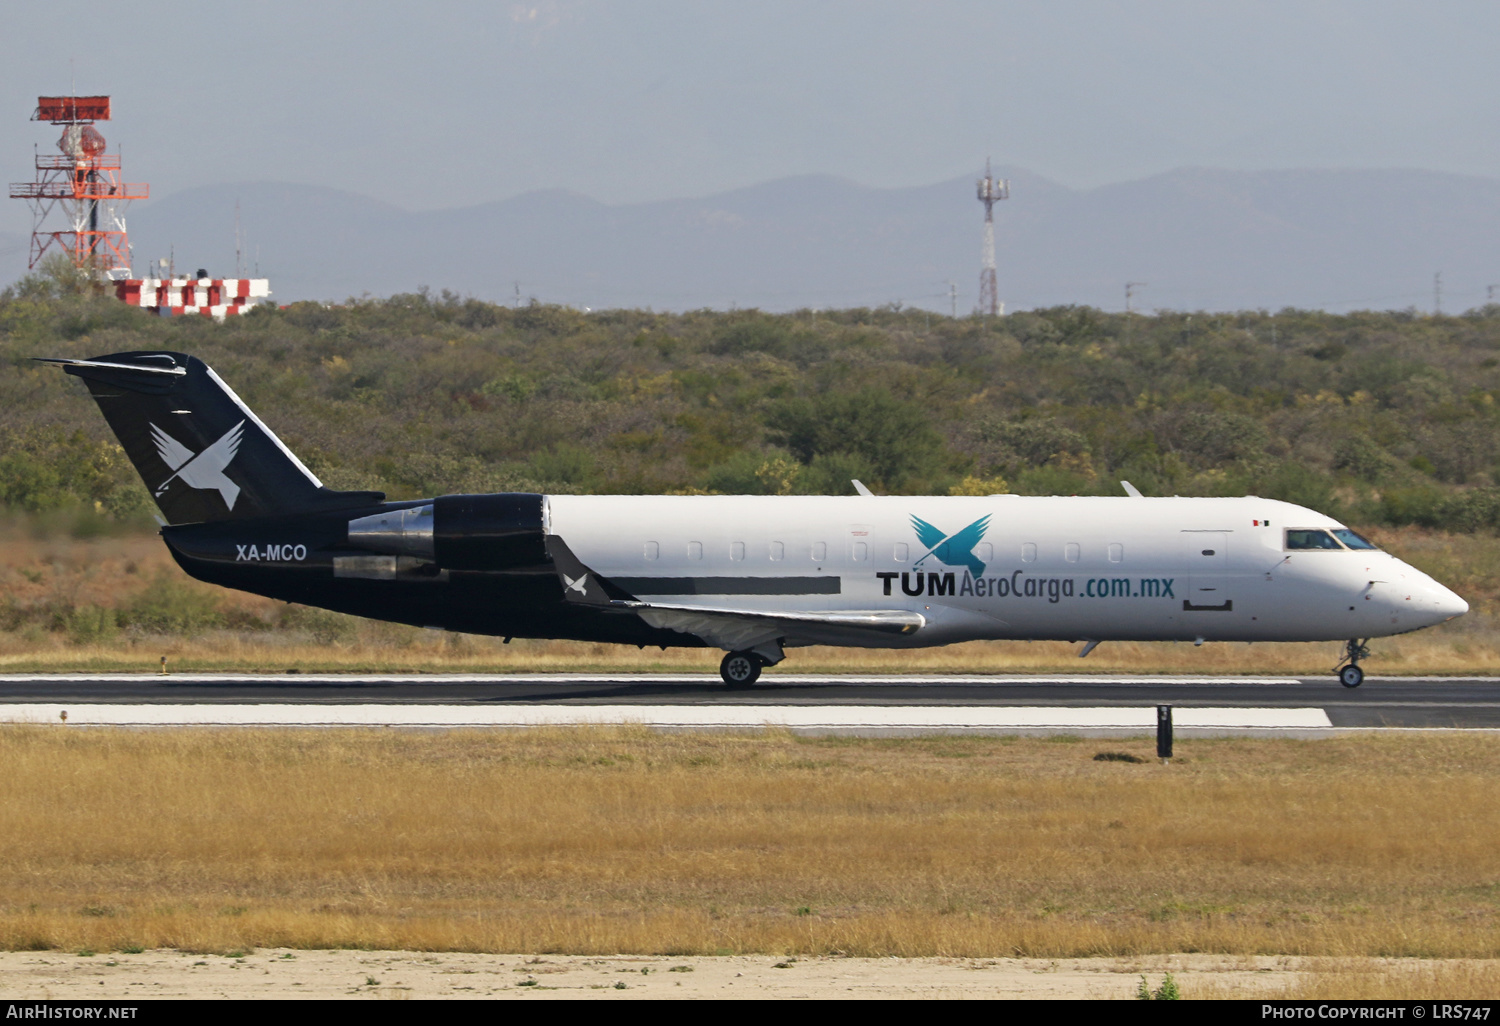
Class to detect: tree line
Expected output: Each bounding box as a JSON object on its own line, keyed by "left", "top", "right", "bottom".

{"left": 5, "top": 263, "right": 1500, "bottom": 534}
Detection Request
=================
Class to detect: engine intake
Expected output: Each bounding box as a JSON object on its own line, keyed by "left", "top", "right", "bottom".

{"left": 347, "top": 493, "right": 546, "bottom": 571}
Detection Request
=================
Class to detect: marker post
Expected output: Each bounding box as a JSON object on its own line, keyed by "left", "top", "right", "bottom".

{"left": 1157, "top": 705, "right": 1173, "bottom": 765}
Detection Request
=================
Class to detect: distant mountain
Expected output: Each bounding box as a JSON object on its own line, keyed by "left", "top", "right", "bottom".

{"left": 8, "top": 168, "right": 1500, "bottom": 313}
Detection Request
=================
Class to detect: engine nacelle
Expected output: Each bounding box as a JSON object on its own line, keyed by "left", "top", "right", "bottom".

{"left": 347, "top": 493, "right": 546, "bottom": 571}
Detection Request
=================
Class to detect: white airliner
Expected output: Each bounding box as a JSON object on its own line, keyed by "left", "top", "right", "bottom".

{"left": 546, "top": 493, "right": 1468, "bottom": 687}
{"left": 49, "top": 352, "right": 1468, "bottom": 689}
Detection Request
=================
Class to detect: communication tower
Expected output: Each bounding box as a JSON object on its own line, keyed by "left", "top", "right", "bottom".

{"left": 976, "top": 158, "right": 1008, "bottom": 317}
{"left": 8, "top": 95, "right": 148, "bottom": 278}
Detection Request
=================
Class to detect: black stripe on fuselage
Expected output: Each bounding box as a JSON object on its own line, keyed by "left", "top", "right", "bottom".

{"left": 612, "top": 576, "right": 841, "bottom": 596}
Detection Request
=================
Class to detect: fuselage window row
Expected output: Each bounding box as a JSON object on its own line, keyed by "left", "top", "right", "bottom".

{"left": 632, "top": 531, "right": 1387, "bottom": 568}
{"left": 635, "top": 539, "right": 1136, "bottom": 567}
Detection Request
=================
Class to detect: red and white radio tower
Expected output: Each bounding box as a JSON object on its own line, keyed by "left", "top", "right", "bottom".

{"left": 8, "top": 95, "right": 148, "bottom": 278}
{"left": 976, "top": 158, "right": 1008, "bottom": 317}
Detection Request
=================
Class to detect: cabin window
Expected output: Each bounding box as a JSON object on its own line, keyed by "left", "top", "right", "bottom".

{"left": 852, "top": 542, "right": 868, "bottom": 561}
{"left": 644, "top": 541, "right": 659, "bottom": 560}
{"left": 812, "top": 542, "right": 827, "bottom": 561}
{"left": 688, "top": 541, "right": 703, "bottom": 560}
{"left": 731, "top": 541, "right": 746, "bottom": 561}
{"left": 976, "top": 542, "right": 993, "bottom": 561}
{"left": 1108, "top": 543, "right": 1123, "bottom": 563}
{"left": 894, "top": 543, "right": 909, "bottom": 561}
{"left": 1021, "top": 542, "right": 1037, "bottom": 563}
{"left": 770, "top": 541, "right": 785, "bottom": 561}
{"left": 1286, "top": 529, "right": 1342, "bottom": 551}
{"left": 1064, "top": 542, "right": 1080, "bottom": 563}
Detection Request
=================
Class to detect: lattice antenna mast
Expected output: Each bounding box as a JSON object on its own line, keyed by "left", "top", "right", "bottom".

{"left": 235, "top": 200, "right": 245, "bottom": 277}
{"left": 976, "top": 158, "right": 1009, "bottom": 317}
{"left": 8, "top": 95, "right": 148, "bottom": 279}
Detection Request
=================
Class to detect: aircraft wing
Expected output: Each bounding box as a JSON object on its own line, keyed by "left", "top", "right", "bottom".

{"left": 545, "top": 534, "right": 925, "bottom": 651}
{"left": 623, "top": 600, "right": 924, "bottom": 652}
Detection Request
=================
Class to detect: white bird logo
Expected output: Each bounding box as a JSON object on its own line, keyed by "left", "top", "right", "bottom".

{"left": 563, "top": 572, "right": 590, "bottom": 596}
{"left": 151, "top": 420, "right": 245, "bottom": 510}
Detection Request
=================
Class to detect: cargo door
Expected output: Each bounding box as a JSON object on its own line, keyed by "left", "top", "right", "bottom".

{"left": 1182, "top": 531, "right": 1232, "bottom": 612}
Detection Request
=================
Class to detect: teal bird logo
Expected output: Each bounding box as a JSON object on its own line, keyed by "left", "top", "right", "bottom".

{"left": 911, "top": 514, "right": 991, "bottom": 578}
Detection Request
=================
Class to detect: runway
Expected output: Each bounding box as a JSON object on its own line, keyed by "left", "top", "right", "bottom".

{"left": 0, "top": 673, "right": 1496, "bottom": 732}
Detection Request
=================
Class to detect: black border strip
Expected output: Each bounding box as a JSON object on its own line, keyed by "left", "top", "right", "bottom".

{"left": 613, "top": 576, "right": 842, "bottom": 596}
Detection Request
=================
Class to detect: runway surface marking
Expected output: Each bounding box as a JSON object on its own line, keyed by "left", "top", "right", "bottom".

{"left": 0, "top": 703, "right": 1333, "bottom": 728}
{"left": 0, "top": 673, "right": 1305, "bottom": 685}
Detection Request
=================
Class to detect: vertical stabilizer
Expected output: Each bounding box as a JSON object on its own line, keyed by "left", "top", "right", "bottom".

{"left": 43, "top": 351, "right": 384, "bottom": 524}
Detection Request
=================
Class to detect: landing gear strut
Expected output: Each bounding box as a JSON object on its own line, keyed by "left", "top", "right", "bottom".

{"left": 1336, "top": 639, "right": 1370, "bottom": 688}
{"left": 720, "top": 650, "right": 763, "bottom": 688}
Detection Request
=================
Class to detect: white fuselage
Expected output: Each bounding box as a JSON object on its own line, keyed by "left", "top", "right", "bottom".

{"left": 547, "top": 494, "right": 1467, "bottom": 648}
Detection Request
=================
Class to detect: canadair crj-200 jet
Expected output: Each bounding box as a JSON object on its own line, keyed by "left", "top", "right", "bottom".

{"left": 45, "top": 351, "right": 1469, "bottom": 688}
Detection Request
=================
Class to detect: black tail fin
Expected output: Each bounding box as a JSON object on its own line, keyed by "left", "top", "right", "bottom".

{"left": 44, "top": 351, "right": 384, "bottom": 524}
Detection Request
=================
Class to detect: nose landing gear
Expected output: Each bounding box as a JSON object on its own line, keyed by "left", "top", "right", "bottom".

{"left": 1336, "top": 639, "right": 1370, "bottom": 688}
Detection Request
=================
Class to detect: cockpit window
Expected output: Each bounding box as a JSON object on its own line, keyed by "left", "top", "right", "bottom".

{"left": 1286, "top": 529, "right": 1344, "bottom": 550}
{"left": 1331, "top": 528, "right": 1379, "bottom": 551}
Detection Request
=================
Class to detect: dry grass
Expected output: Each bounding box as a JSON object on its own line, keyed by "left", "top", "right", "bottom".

{"left": 5, "top": 634, "right": 1500, "bottom": 678}
{"left": 0, "top": 520, "right": 1494, "bottom": 675}
{"left": 2, "top": 727, "right": 1499, "bottom": 959}
{"left": 1193, "top": 958, "right": 1500, "bottom": 999}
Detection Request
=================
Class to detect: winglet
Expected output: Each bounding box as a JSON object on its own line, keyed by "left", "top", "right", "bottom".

{"left": 1121, "top": 480, "right": 1144, "bottom": 498}
{"left": 851, "top": 479, "right": 874, "bottom": 497}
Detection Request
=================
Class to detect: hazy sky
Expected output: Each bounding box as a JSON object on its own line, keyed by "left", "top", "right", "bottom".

{"left": 5, "top": 0, "right": 1500, "bottom": 235}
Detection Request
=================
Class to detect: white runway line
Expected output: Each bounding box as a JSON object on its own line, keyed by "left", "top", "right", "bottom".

{"left": 0, "top": 673, "right": 1305, "bottom": 686}
{"left": 0, "top": 704, "right": 1334, "bottom": 729}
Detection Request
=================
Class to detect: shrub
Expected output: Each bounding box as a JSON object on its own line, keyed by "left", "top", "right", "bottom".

{"left": 66, "top": 605, "right": 118, "bottom": 645}
{"left": 1164, "top": 410, "right": 1270, "bottom": 468}
{"left": 949, "top": 475, "right": 1010, "bottom": 496}
{"left": 768, "top": 388, "right": 941, "bottom": 491}
{"left": 279, "top": 606, "right": 360, "bottom": 645}
{"left": 978, "top": 418, "right": 1091, "bottom": 470}
{"left": 1255, "top": 462, "right": 1338, "bottom": 514}
{"left": 118, "top": 573, "right": 225, "bottom": 635}
{"left": 1332, "top": 435, "right": 1394, "bottom": 482}
{"left": 710, "top": 317, "right": 793, "bottom": 358}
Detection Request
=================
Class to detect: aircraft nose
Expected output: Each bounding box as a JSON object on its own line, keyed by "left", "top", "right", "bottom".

{"left": 1435, "top": 584, "right": 1469, "bottom": 620}
{"left": 1412, "top": 578, "right": 1469, "bottom": 625}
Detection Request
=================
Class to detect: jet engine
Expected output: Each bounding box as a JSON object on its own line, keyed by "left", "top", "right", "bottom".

{"left": 347, "top": 493, "right": 546, "bottom": 571}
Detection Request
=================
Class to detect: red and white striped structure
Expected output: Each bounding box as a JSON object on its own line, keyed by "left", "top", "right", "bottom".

{"left": 9, "top": 96, "right": 149, "bottom": 278}
{"left": 114, "top": 277, "right": 272, "bottom": 321}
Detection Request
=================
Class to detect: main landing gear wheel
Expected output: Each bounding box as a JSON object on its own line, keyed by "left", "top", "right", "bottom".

{"left": 720, "top": 651, "right": 762, "bottom": 688}
{"left": 1336, "top": 639, "right": 1370, "bottom": 688}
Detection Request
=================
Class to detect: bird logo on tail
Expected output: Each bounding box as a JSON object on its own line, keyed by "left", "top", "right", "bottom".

{"left": 151, "top": 420, "right": 244, "bottom": 510}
